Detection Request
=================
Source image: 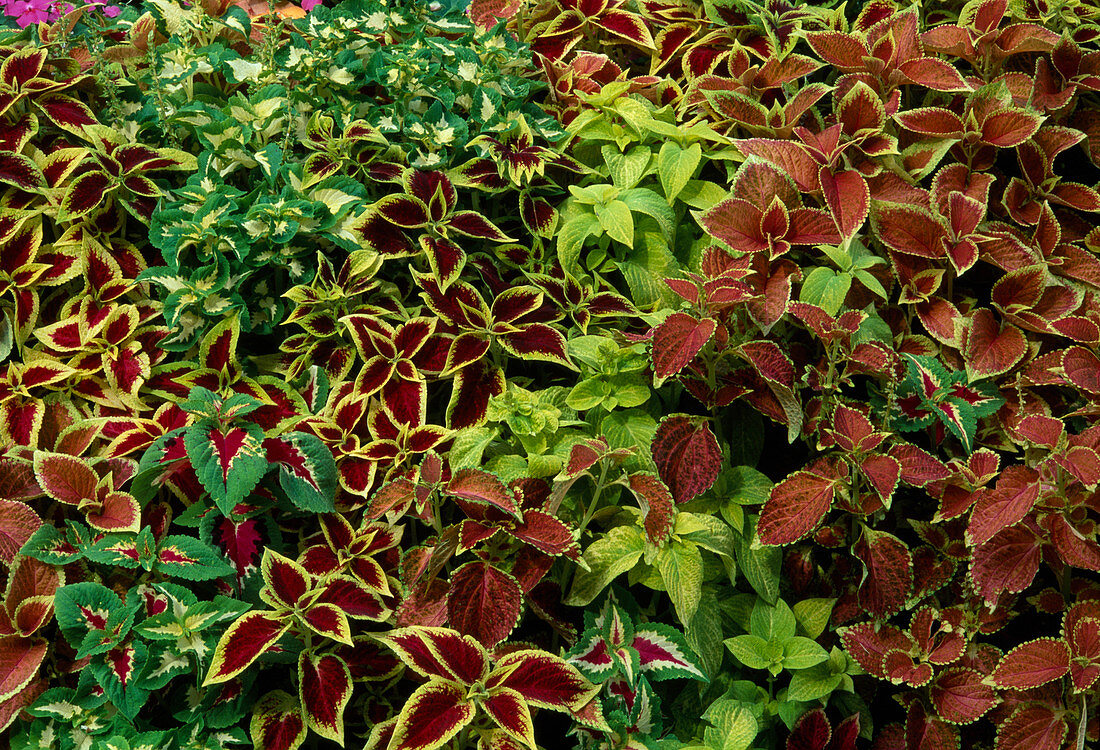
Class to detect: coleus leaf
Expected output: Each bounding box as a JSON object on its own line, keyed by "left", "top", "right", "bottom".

{"left": 566, "top": 632, "right": 616, "bottom": 683}
{"left": 964, "top": 309, "right": 1027, "bottom": 379}
{"left": 632, "top": 623, "right": 707, "bottom": 682}
{"left": 298, "top": 651, "right": 352, "bottom": 744}
{"left": 376, "top": 627, "right": 489, "bottom": 684}
{"left": 250, "top": 689, "right": 306, "bottom": 750}
{"left": 987, "top": 638, "right": 1070, "bottom": 689}
{"left": 446, "top": 560, "right": 522, "bottom": 649}
{"left": 0, "top": 635, "right": 47, "bottom": 705}
{"left": 53, "top": 582, "right": 139, "bottom": 659}
{"left": 486, "top": 649, "right": 599, "bottom": 713}
{"left": 625, "top": 472, "right": 675, "bottom": 546}
{"left": 90, "top": 639, "right": 149, "bottom": 719}
{"left": 651, "top": 313, "right": 715, "bottom": 384}
{"left": 820, "top": 168, "right": 870, "bottom": 239}
{"left": 389, "top": 680, "right": 474, "bottom": 750}
{"left": 263, "top": 432, "right": 337, "bottom": 513}
{"left": 445, "top": 469, "right": 519, "bottom": 518}
{"left": 853, "top": 528, "right": 912, "bottom": 618}
{"left": 58, "top": 170, "right": 113, "bottom": 222}
{"left": 758, "top": 470, "right": 837, "bottom": 545}
{"left": 204, "top": 611, "right": 292, "bottom": 685}
{"left": 156, "top": 535, "right": 235, "bottom": 581}
{"left": 651, "top": 415, "right": 721, "bottom": 504}
{"left": 0, "top": 498, "right": 41, "bottom": 564}
{"left": 85, "top": 491, "right": 141, "bottom": 534}
{"left": 184, "top": 420, "right": 269, "bottom": 516}
{"left": 966, "top": 465, "right": 1040, "bottom": 547}
{"left": 32, "top": 450, "right": 96, "bottom": 505}
{"left": 994, "top": 704, "right": 1066, "bottom": 750}
{"left": 479, "top": 687, "right": 536, "bottom": 748}
{"left": 969, "top": 525, "right": 1042, "bottom": 604}
{"left": 930, "top": 667, "right": 996, "bottom": 724}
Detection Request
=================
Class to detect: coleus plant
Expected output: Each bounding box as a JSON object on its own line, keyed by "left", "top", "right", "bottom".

{"left": 8, "top": 0, "right": 1100, "bottom": 749}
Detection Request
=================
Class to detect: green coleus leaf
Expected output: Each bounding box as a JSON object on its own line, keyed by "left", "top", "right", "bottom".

{"left": 88, "top": 639, "right": 150, "bottom": 720}
{"left": 156, "top": 535, "right": 235, "bottom": 581}
{"left": 184, "top": 419, "right": 269, "bottom": 516}
{"left": 654, "top": 540, "right": 704, "bottom": 625}
{"left": 19, "top": 522, "right": 84, "bottom": 565}
{"left": 800, "top": 266, "right": 852, "bottom": 317}
{"left": 657, "top": 141, "right": 702, "bottom": 203}
{"left": 54, "top": 582, "right": 128, "bottom": 652}
{"left": 566, "top": 526, "right": 647, "bottom": 607}
{"left": 595, "top": 199, "right": 634, "bottom": 247}
{"left": 263, "top": 431, "right": 337, "bottom": 513}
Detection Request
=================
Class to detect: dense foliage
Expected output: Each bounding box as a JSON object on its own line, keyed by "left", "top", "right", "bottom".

{"left": 3, "top": 0, "right": 1100, "bottom": 749}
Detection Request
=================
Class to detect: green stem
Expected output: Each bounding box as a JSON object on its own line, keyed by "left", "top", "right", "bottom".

{"left": 578, "top": 461, "right": 610, "bottom": 535}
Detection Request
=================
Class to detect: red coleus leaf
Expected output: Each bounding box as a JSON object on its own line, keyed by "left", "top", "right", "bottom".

{"left": 966, "top": 465, "right": 1040, "bottom": 547}
{"left": 479, "top": 687, "right": 536, "bottom": 748}
{"left": 988, "top": 637, "right": 1070, "bottom": 689}
{"left": 758, "top": 470, "right": 837, "bottom": 545}
{"left": 85, "top": 491, "right": 140, "bottom": 533}
{"left": 930, "top": 667, "right": 996, "bottom": 724}
{"left": 995, "top": 705, "right": 1066, "bottom": 750}
{"left": 261, "top": 549, "right": 311, "bottom": 609}
{"left": 0, "top": 152, "right": 44, "bottom": 191}
{"left": 389, "top": 680, "right": 474, "bottom": 750}
{"left": 216, "top": 516, "right": 263, "bottom": 580}
{"left": 594, "top": 8, "right": 654, "bottom": 47}
{"left": 378, "top": 627, "right": 488, "bottom": 684}
{"left": 981, "top": 109, "right": 1043, "bottom": 148}
{"left": 447, "top": 211, "right": 514, "bottom": 241}
{"left": 904, "top": 701, "right": 960, "bottom": 750}
{"left": 59, "top": 170, "right": 112, "bottom": 221}
{"left": 0, "top": 635, "right": 47, "bottom": 705}
{"left": 820, "top": 168, "right": 870, "bottom": 238}
{"left": 859, "top": 454, "right": 901, "bottom": 502}
{"left": 445, "top": 467, "right": 518, "bottom": 516}
{"left": 205, "top": 612, "right": 291, "bottom": 685}
{"left": 38, "top": 96, "right": 98, "bottom": 136}
{"left": 840, "top": 621, "right": 913, "bottom": 680}
{"left": 651, "top": 415, "right": 721, "bottom": 504}
{"left": 651, "top": 313, "right": 716, "bottom": 382}
{"left": 626, "top": 472, "right": 675, "bottom": 545}
{"left": 1063, "top": 346, "right": 1100, "bottom": 394}
{"left": 32, "top": 451, "right": 96, "bottom": 505}
{"left": 895, "top": 107, "right": 964, "bottom": 138}
{"left": 786, "top": 709, "right": 830, "bottom": 750}
{"left": 497, "top": 324, "right": 571, "bottom": 367}
{"left": 969, "top": 525, "right": 1042, "bottom": 604}
{"left": 447, "top": 359, "right": 505, "bottom": 429}
{"left": 853, "top": 528, "right": 912, "bottom": 618}
{"left": 0, "top": 499, "right": 41, "bottom": 565}
{"left": 1067, "top": 615, "right": 1100, "bottom": 691}
{"left": 299, "top": 652, "right": 352, "bottom": 744}
{"left": 250, "top": 690, "right": 306, "bottom": 750}
{"left": 872, "top": 202, "right": 945, "bottom": 258}
{"left": 964, "top": 309, "right": 1027, "bottom": 379}
{"left": 299, "top": 603, "right": 352, "bottom": 645}
{"left": 505, "top": 510, "right": 579, "bottom": 559}
{"left": 315, "top": 577, "right": 388, "bottom": 621}
{"left": 446, "top": 561, "right": 522, "bottom": 648}
{"left": 486, "top": 650, "right": 597, "bottom": 713}
{"left": 374, "top": 195, "right": 429, "bottom": 227}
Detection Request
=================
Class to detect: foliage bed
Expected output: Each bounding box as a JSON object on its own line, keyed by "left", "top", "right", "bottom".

{"left": 2, "top": 0, "right": 1100, "bottom": 749}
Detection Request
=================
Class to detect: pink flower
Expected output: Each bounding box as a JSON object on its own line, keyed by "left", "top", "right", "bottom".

{"left": 300, "top": 0, "right": 321, "bottom": 10}
{"left": 5, "top": 0, "right": 52, "bottom": 27}
{"left": 3, "top": 0, "right": 123, "bottom": 25}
